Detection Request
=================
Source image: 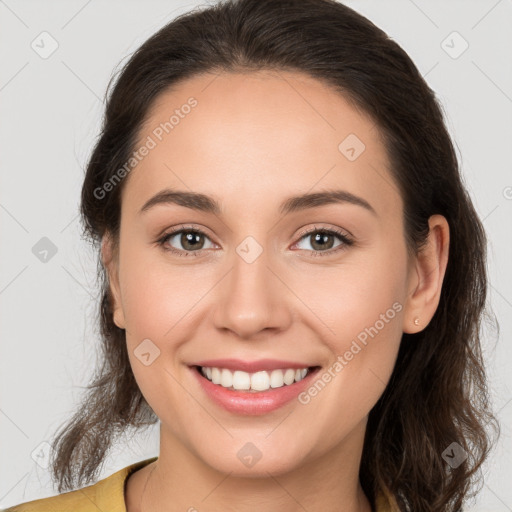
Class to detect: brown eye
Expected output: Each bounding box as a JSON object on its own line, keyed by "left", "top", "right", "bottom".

{"left": 306, "top": 231, "right": 336, "bottom": 251}
{"left": 158, "top": 228, "right": 215, "bottom": 255}
{"left": 294, "top": 227, "right": 354, "bottom": 256}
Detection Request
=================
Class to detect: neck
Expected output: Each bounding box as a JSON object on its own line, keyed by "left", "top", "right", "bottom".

{"left": 132, "top": 420, "right": 372, "bottom": 512}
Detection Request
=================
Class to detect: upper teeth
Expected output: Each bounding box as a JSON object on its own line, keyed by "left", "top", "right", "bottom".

{"left": 201, "top": 367, "right": 309, "bottom": 392}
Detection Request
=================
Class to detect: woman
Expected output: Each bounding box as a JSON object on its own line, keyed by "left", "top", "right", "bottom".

{"left": 3, "top": 0, "right": 498, "bottom": 510}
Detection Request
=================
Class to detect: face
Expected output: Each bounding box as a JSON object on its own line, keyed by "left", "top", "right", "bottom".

{"left": 103, "top": 70, "right": 428, "bottom": 477}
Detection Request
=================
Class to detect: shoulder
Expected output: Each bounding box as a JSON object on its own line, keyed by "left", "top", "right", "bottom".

{"left": 1, "top": 486, "right": 94, "bottom": 512}
{"left": 1, "top": 457, "right": 158, "bottom": 512}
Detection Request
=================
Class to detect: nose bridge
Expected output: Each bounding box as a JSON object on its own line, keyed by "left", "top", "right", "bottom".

{"left": 232, "top": 233, "right": 272, "bottom": 293}
{"left": 213, "top": 231, "right": 291, "bottom": 338}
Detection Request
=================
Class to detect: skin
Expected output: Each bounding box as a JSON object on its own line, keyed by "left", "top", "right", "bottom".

{"left": 101, "top": 70, "right": 449, "bottom": 512}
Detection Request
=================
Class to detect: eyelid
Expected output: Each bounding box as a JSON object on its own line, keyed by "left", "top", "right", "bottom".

{"left": 157, "top": 223, "right": 212, "bottom": 239}
{"left": 295, "top": 223, "right": 353, "bottom": 241}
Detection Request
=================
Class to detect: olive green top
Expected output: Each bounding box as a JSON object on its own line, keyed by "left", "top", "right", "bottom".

{"left": 2, "top": 456, "right": 398, "bottom": 511}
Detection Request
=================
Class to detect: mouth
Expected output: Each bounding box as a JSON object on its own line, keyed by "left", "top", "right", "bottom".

{"left": 189, "top": 363, "right": 321, "bottom": 415}
{"left": 192, "top": 365, "right": 321, "bottom": 393}
{"left": 187, "top": 358, "right": 323, "bottom": 415}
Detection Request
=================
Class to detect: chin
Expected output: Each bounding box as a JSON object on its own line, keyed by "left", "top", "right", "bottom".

{"left": 195, "top": 441, "right": 310, "bottom": 478}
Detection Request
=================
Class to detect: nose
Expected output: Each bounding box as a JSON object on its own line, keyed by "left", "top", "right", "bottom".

{"left": 212, "top": 246, "right": 293, "bottom": 340}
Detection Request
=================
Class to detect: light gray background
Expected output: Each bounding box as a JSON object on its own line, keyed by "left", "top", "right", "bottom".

{"left": 1, "top": 0, "right": 511, "bottom": 510}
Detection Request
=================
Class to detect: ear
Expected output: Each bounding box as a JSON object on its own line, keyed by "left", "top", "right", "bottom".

{"left": 101, "top": 232, "right": 126, "bottom": 330}
{"left": 402, "top": 214, "right": 450, "bottom": 334}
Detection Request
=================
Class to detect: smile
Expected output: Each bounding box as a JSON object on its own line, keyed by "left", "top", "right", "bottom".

{"left": 199, "top": 366, "right": 313, "bottom": 392}
{"left": 190, "top": 364, "right": 322, "bottom": 415}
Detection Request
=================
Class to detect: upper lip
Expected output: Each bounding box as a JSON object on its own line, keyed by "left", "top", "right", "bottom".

{"left": 190, "top": 358, "right": 317, "bottom": 373}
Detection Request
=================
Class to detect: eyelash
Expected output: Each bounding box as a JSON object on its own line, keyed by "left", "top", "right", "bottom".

{"left": 156, "top": 224, "right": 355, "bottom": 258}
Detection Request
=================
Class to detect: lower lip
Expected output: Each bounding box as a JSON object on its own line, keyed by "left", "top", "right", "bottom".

{"left": 190, "top": 366, "right": 320, "bottom": 415}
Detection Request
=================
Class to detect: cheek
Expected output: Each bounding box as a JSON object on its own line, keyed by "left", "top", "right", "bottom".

{"left": 294, "top": 245, "right": 405, "bottom": 415}
{"left": 118, "top": 244, "right": 199, "bottom": 336}
{"left": 118, "top": 248, "right": 215, "bottom": 395}
{"left": 298, "top": 305, "right": 403, "bottom": 450}
{"left": 119, "top": 254, "right": 192, "bottom": 419}
{"left": 292, "top": 247, "right": 406, "bottom": 350}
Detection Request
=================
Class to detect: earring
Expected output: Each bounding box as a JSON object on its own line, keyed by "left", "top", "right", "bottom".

{"left": 414, "top": 317, "right": 420, "bottom": 326}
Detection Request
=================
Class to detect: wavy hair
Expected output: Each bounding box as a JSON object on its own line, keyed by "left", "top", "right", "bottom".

{"left": 48, "top": 0, "right": 499, "bottom": 509}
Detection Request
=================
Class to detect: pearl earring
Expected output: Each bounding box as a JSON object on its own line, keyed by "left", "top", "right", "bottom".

{"left": 414, "top": 317, "right": 420, "bottom": 326}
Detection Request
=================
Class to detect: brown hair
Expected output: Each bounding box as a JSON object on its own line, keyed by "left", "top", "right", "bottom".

{"left": 48, "top": 0, "right": 499, "bottom": 509}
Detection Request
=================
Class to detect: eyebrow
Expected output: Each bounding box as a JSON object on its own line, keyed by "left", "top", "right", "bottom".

{"left": 139, "top": 188, "right": 377, "bottom": 217}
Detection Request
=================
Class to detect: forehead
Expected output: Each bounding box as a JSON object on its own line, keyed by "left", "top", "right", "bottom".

{"left": 122, "top": 70, "right": 400, "bottom": 223}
